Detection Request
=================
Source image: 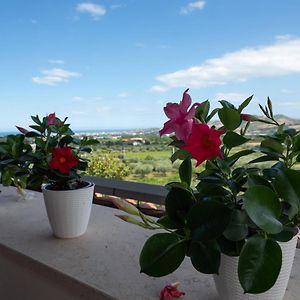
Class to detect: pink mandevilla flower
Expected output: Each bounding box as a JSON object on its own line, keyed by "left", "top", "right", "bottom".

{"left": 159, "top": 89, "right": 200, "bottom": 142}
{"left": 47, "top": 113, "right": 56, "bottom": 125}
{"left": 160, "top": 282, "right": 185, "bottom": 300}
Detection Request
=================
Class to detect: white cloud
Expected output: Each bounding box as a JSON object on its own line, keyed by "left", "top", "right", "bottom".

{"left": 72, "top": 96, "right": 85, "bottom": 102}
{"left": 76, "top": 2, "right": 106, "bottom": 18}
{"left": 32, "top": 68, "right": 81, "bottom": 86}
{"left": 215, "top": 92, "right": 250, "bottom": 103}
{"left": 96, "top": 106, "right": 112, "bottom": 113}
{"left": 278, "top": 101, "right": 300, "bottom": 107}
{"left": 48, "top": 59, "right": 65, "bottom": 64}
{"left": 150, "top": 85, "right": 169, "bottom": 93}
{"left": 151, "top": 38, "right": 300, "bottom": 92}
{"left": 118, "top": 92, "right": 129, "bottom": 98}
{"left": 181, "top": 1, "right": 206, "bottom": 14}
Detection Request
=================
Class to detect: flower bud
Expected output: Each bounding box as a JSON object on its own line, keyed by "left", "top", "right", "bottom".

{"left": 240, "top": 114, "right": 255, "bottom": 122}
{"left": 16, "top": 126, "right": 28, "bottom": 134}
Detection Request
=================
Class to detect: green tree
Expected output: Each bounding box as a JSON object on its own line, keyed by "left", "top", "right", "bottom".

{"left": 87, "top": 152, "right": 130, "bottom": 179}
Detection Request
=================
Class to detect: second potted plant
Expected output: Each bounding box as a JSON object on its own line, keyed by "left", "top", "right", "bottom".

{"left": 17, "top": 113, "right": 98, "bottom": 238}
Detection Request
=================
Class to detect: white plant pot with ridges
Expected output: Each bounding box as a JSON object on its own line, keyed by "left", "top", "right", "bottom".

{"left": 214, "top": 233, "right": 298, "bottom": 300}
{"left": 42, "top": 182, "right": 95, "bottom": 239}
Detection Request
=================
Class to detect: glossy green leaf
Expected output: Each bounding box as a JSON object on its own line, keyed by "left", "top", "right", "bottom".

{"left": 190, "top": 241, "right": 220, "bottom": 274}
{"left": 157, "top": 215, "right": 178, "bottom": 229}
{"left": 274, "top": 168, "right": 300, "bottom": 219}
{"left": 244, "top": 186, "right": 282, "bottom": 234}
{"left": 269, "top": 226, "right": 295, "bottom": 242}
{"left": 238, "top": 95, "right": 253, "bottom": 113}
{"left": 187, "top": 200, "right": 231, "bottom": 241}
{"left": 165, "top": 187, "right": 195, "bottom": 225}
{"left": 261, "top": 139, "right": 283, "bottom": 154}
{"left": 218, "top": 107, "right": 241, "bottom": 131}
{"left": 219, "top": 100, "right": 236, "bottom": 109}
{"left": 139, "top": 233, "right": 186, "bottom": 277}
{"left": 217, "top": 235, "right": 245, "bottom": 256}
{"left": 223, "top": 209, "right": 248, "bottom": 241}
{"left": 179, "top": 158, "right": 192, "bottom": 186}
{"left": 170, "top": 149, "right": 191, "bottom": 163}
{"left": 249, "top": 155, "right": 277, "bottom": 164}
{"left": 195, "top": 100, "right": 210, "bottom": 121}
{"left": 238, "top": 235, "right": 282, "bottom": 294}
{"left": 223, "top": 132, "right": 249, "bottom": 148}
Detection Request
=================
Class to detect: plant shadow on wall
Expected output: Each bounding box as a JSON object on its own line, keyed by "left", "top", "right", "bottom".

{"left": 114, "top": 89, "right": 300, "bottom": 295}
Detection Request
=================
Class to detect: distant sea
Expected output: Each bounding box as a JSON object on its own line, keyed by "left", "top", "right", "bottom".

{"left": 0, "top": 128, "right": 157, "bottom": 137}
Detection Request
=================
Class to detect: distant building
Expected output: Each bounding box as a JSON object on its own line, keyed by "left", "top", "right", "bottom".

{"left": 122, "top": 137, "right": 146, "bottom": 146}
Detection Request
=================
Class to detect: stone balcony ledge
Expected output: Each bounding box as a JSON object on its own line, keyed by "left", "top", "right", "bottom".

{"left": 0, "top": 185, "right": 299, "bottom": 300}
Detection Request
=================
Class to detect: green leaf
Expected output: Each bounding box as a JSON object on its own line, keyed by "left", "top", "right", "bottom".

{"left": 58, "top": 135, "right": 73, "bottom": 147}
{"left": 225, "top": 150, "right": 254, "bottom": 166}
{"left": 218, "top": 107, "right": 241, "bottom": 131}
{"left": 292, "top": 134, "right": 300, "bottom": 152}
{"left": 219, "top": 100, "right": 236, "bottom": 109}
{"left": 157, "top": 215, "right": 178, "bottom": 229}
{"left": 247, "top": 174, "right": 273, "bottom": 189}
{"left": 238, "top": 235, "right": 282, "bottom": 294}
{"left": 269, "top": 226, "right": 295, "bottom": 242}
{"left": 79, "top": 147, "right": 92, "bottom": 153}
{"left": 249, "top": 155, "right": 277, "bottom": 164}
{"left": 261, "top": 139, "right": 283, "bottom": 154}
{"left": 238, "top": 95, "right": 253, "bottom": 113}
{"left": 29, "top": 125, "right": 44, "bottom": 133}
{"left": 274, "top": 168, "right": 300, "bottom": 219}
{"left": 217, "top": 235, "right": 245, "bottom": 256}
{"left": 187, "top": 200, "right": 231, "bottom": 241}
{"left": 223, "top": 209, "right": 248, "bottom": 241}
{"left": 31, "top": 115, "right": 42, "bottom": 125}
{"left": 190, "top": 240, "right": 220, "bottom": 274}
{"left": 244, "top": 186, "right": 282, "bottom": 234}
{"left": 223, "top": 132, "right": 249, "bottom": 148}
{"left": 195, "top": 100, "right": 210, "bottom": 121}
{"left": 179, "top": 158, "right": 192, "bottom": 186}
{"left": 170, "top": 149, "right": 191, "bottom": 163}
{"left": 206, "top": 108, "right": 219, "bottom": 122}
{"left": 165, "top": 187, "right": 195, "bottom": 225}
{"left": 139, "top": 233, "right": 186, "bottom": 277}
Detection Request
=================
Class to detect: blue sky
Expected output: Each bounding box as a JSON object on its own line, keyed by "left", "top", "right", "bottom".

{"left": 1, "top": 0, "right": 300, "bottom": 131}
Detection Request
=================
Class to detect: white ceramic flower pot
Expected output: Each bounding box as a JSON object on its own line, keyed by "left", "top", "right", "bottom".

{"left": 42, "top": 182, "right": 95, "bottom": 239}
{"left": 214, "top": 233, "right": 299, "bottom": 300}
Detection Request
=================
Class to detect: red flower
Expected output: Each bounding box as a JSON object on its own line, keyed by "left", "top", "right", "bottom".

{"left": 159, "top": 89, "right": 200, "bottom": 142}
{"left": 47, "top": 113, "right": 56, "bottom": 125}
{"left": 160, "top": 282, "right": 185, "bottom": 300}
{"left": 182, "top": 123, "right": 224, "bottom": 166}
{"left": 16, "top": 126, "right": 28, "bottom": 134}
{"left": 49, "top": 147, "right": 79, "bottom": 175}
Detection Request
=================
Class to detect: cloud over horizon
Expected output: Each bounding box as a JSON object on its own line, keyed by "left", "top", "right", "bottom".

{"left": 32, "top": 68, "right": 81, "bottom": 86}
{"left": 151, "top": 37, "right": 300, "bottom": 92}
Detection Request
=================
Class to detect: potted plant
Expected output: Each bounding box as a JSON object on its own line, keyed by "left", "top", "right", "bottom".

{"left": 114, "top": 90, "right": 300, "bottom": 300}
{"left": 16, "top": 113, "right": 98, "bottom": 238}
{"left": 0, "top": 133, "right": 32, "bottom": 197}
